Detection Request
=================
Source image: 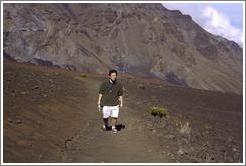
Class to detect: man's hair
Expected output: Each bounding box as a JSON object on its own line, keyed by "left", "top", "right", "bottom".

{"left": 108, "top": 69, "right": 118, "bottom": 76}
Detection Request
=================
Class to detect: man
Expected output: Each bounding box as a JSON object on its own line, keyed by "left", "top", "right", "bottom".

{"left": 97, "top": 69, "right": 123, "bottom": 133}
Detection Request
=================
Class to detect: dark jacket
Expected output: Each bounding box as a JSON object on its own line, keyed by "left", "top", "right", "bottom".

{"left": 99, "top": 79, "right": 123, "bottom": 106}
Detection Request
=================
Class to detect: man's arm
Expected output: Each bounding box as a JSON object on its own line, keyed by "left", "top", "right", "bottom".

{"left": 119, "top": 96, "right": 123, "bottom": 107}
{"left": 118, "top": 84, "right": 124, "bottom": 107}
{"left": 98, "top": 81, "right": 105, "bottom": 106}
{"left": 97, "top": 94, "right": 103, "bottom": 106}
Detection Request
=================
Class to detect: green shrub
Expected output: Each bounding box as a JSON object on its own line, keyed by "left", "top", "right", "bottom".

{"left": 149, "top": 106, "right": 168, "bottom": 118}
{"left": 148, "top": 106, "right": 169, "bottom": 128}
{"left": 81, "top": 74, "right": 87, "bottom": 77}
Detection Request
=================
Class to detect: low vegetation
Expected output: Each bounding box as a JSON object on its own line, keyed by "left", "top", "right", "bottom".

{"left": 148, "top": 106, "right": 169, "bottom": 128}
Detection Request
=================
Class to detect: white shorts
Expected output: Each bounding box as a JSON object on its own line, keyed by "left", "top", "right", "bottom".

{"left": 102, "top": 105, "right": 119, "bottom": 118}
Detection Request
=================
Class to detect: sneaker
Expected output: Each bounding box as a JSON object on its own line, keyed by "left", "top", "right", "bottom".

{"left": 102, "top": 125, "right": 106, "bottom": 131}
{"left": 112, "top": 127, "right": 118, "bottom": 133}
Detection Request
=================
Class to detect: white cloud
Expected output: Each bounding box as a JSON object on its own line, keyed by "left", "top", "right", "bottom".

{"left": 162, "top": 3, "right": 243, "bottom": 46}
{"left": 201, "top": 6, "right": 243, "bottom": 46}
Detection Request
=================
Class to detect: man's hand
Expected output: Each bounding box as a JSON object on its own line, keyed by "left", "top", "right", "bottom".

{"left": 98, "top": 103, "right": 102, "bottom": 112}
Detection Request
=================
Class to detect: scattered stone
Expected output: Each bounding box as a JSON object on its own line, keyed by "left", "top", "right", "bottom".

{"left": 37, "top": 120, "right": 41, "bottom": 125}
{"left": 164, "top": 134, "right": 175, "bottom": 140}
{"left": 177, "top": 148, "right": 187, "bottom": 156}
{"left": 181, "top": 137, "right": 189, "bottom": 144}
{"left": 204, "top": 124, "right": 212, "bottom": 130}
{"left": 137, "top": 84, "right": 145, "bottom": 90}
{"left": 177, "top": 149, "right": 185, "bottom": 155}
{"left": 227, "top": 136, "right": 235, "bottom": 144}
{"left": 8, "top": 118, "right": 13, "bottom": 123}
{"left": 11, "top": 90, "right": 16, "bottom": 96}
{"left": 15, "top": 119, "right": 22, "bottom": 124}
{"left": 189, "top": 147, "right": 195, "bottom": 152}
{"left": 32, "top": 86, "right": 40, "bottom": 90}
{"left": 147, "top": 149, "right": 152, "bottom": 153}
{"left": 65, "top": 138, "right": 73, "bottom": 142}
{"left": 39, "top": 154, "right": 43, "bottom": 160}
{"left": 136, "top": 101, "right": 141, "bottom": 105}
{"left": 167, "top": 152, "right": 172, "bottom": 156}
{"left": 220, "top": 149, "right": 226, "bottom": 153}
{"left": 20, "top": 91, "right": 27, "bottom": 95}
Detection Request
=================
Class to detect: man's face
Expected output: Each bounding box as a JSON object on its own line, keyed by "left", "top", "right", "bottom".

{"left": 109, "top": 73, "right": 117, "bottom": 81}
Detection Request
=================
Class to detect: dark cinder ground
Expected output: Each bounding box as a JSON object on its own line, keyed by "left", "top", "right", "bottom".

{"left": 3, "top": 60, "right": 243, "bottom": 163}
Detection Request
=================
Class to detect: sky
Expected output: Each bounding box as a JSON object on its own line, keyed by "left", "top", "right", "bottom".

{"left": 162, "top": 2, "right": 244, "bottom": 47}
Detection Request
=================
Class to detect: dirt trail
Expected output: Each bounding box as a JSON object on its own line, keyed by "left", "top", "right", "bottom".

{"left": 63, "top": 77, "right": 171, "bottom": 163}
